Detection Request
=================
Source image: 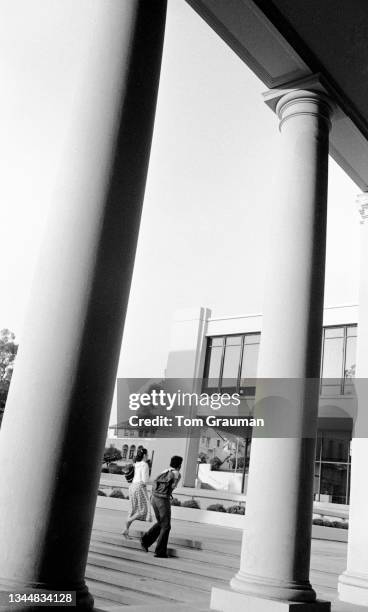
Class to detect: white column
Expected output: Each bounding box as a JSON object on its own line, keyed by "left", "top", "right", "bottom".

{"left": 0, "top": 2, "right": 166, "bottom": 609}
{"left": 211, "top": 89, "right": 333, "bottom": 612}
{"left": 338, "top": 193, "right": 368, "bottom": 607}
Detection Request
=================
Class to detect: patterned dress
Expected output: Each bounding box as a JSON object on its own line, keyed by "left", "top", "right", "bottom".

{"left": 127, "top": 461, "right": 151, "bottom": 522}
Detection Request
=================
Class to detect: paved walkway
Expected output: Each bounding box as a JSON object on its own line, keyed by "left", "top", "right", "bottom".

{"left": 88, "top": 507, "right": 363, "bottom": 611}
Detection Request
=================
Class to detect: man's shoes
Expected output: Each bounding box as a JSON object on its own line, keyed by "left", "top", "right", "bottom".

{"left": 154, "top": 553, "right": 168, "bottom": 558}
{"left": 140, "top": 537, "right": 149, "bottom": 552}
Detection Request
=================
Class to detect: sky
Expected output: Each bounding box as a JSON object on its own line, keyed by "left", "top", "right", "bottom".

{"left": 0, "top": 0, "right": 360, "bottom": 386}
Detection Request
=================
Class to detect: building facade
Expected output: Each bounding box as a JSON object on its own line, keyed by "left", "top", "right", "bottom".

{"left": 111, "top": 304, "right": 357, "bottom": 506}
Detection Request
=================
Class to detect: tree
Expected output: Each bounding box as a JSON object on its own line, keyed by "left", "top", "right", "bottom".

{"left": 0, "top": 329, "right": 18, "bottom": 426}
{"left": 103, "top": 445, "right": 122, "bottom": 466}
{"left": 198, "top": 452, "right": 208, "bottom": 463}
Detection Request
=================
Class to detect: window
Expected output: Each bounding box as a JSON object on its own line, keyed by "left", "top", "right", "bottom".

{"left": 122, "top": 444, "right": 128, "bottom": 460}
{"left": 321, "top": 325, "right": 357, "bottom": 396}
{"left": 314, "top": 432, "right": 351, "bottom": 504}
{"left": 129, "top": 444, "right": 136, "bottom": 460}
{"left": 204, "top": 324, "right": 356, "bottom": 398}
{"left": 204, "top": 333, "right": 260, "bottom": 395}
{"left": 198, "top": 430, "right": 252, "bottom": 494}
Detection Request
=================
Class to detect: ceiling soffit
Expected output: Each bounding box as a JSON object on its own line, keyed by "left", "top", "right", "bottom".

{"left": 186, "top": 0, "right": 368, "bottom": 191}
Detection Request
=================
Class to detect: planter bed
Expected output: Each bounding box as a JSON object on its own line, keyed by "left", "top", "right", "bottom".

{"left": 96, "top": 496, "right": 245, "bottom": 528}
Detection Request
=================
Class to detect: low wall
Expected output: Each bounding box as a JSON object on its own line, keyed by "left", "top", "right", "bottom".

{"left": 96, "top": 496, "right": 246, "bottom": 528}
{"left": 198, "top": 464, "right": 246, "bottom": 493}
{"left": 99, "top": 473, "right": 246, "bottom": 509}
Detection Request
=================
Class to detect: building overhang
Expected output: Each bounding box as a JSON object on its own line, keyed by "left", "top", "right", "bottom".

{"left": 186, "top": 0, "right": 368, "bottom": 191}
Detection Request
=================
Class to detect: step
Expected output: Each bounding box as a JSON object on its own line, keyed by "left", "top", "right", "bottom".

{"left": 87, "top": 577, "right": 161, "bottom": 606}
{"left": 90, "top": 532, "right": 239, "bottom": 568}
{"left": 123, "top": 528, "right": 202, "bottom": 550}
{"left": 93, "top": 596, "right": 125, "bottom": 610}
{"left": 128, "top": 527, "right": 239, "bottom": 555}
{"left": 87, "top": 550, "right": 229, "bottom": 593}
{"left": 86, "top": 564, "right": 210, "bottom": 606}
{"left": 92, "top": 526, "right": 240, "bottom": 556}
{"left": 95, "top": 603, "right": 210, "bottom": 612}
{"left": 88, "top": 540, "right": 234, "bottom": 582}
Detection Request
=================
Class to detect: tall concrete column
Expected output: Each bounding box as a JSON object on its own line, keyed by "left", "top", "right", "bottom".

{"left": 0, "top": 2, "right": 166, "bottom": 609}
{"left": 338, "top": 193, "right": 368, "bottom": 607}
{"left": 211, "top": 89, "right": 333, "bottom": 612}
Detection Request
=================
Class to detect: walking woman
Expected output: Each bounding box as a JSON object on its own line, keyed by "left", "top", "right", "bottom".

{"left": 122, "top": 447, "right": 151, "bottom": 538}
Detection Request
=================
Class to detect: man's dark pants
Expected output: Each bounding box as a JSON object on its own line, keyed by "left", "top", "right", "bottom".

{"left": 141, "top": 495, "right": 171, "bottom": 556}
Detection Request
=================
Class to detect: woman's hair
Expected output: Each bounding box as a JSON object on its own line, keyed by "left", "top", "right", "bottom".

{"left": 135, "top": 448, "right": 148, "bottom": 462}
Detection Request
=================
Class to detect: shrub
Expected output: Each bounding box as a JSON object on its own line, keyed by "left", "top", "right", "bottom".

{"left": 110, "top": 489, "right": 125, "bottom": 499}
{"left": 103, "top": 445, "right": 122, "bottom": 465}
{"left": 210, "top": 457, "right": 222, "bottom": 471}
{"left": 330, "top": 520, "right": 348, "bottom": 529}
{"left": 101, "top": 467, "right": 109, "bottom": 473}
{"left": 198, "top": 452, "right": 208, "bottom": 463}
{"left": 97, "top": 490, "right": 106, "bottom": 496}
{"left": 227, "top": 505, "right": 245, "bottom": 515}
{"left": 182, "top": 498, "right": 200, "bottom": 509}
{"left": 207, "top": 504, "right": 226, "bottom": 513}
{"left": 313, "top": 517, "right": 348, "bottom": 529}
{"left": 230, "top": 457, "right": 249, "bottom": 471}
{"left": 171, "top": 497, "right": 181, "bottom": 506}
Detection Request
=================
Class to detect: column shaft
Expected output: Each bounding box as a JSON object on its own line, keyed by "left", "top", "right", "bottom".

{"left": 338, "top": 193, "right": 368, "bottom": 607}
{"left": 212, "top": 90, "right": 333, "bottom": 611}
{"left": 0, "top": 1, "right": 166, "bottom": 609}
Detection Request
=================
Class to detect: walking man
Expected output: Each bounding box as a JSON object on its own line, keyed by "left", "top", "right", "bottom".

{"left": 141, "top": 455, "right": 182, "bottom": 558}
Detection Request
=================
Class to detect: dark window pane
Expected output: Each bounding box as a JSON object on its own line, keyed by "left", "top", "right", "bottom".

{"left": 321, "top": 438, "right": 350, "bottom": 462}
{"left": 314, "top": 461, "right": 321, "bottom": 498}
{"left": 320, "top": 463, "right": 348, "bottom": 504}
{"left": 315, "top": 437, "right": 322, "bottom": 459}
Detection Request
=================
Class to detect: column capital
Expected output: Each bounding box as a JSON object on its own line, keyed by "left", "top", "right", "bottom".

{"left": 357, "top": 192, "right": 368, "bottom": 224}
{"left": 276, "top": 89, "right": 334, "bottom": 132}
{"left": 263, "top": 74, "right": 336, "bottom": 134}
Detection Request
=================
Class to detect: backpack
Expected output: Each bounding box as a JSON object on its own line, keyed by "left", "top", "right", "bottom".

{"left": 152, "top": 469, "right": 176, "bottom": 498}
{"left": 122, "top": 464, "right": 134, "bottom": 483}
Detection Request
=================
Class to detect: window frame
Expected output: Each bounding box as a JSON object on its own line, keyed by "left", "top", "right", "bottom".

{"left": 203, "top": 332, "right": 261, "bottom": 395}
{"left": 320, "top": 324, "right": 357, "bottom": 396}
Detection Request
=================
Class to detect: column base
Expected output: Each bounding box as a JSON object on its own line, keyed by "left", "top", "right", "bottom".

{"left": 230, "top": 571, "right": 317, "bottom": 602}
{"left": 210, "top": 588, "right": 330, "bottom": 612}
{"left": 338, "top": 571, "right": 368, "bottom": 607}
